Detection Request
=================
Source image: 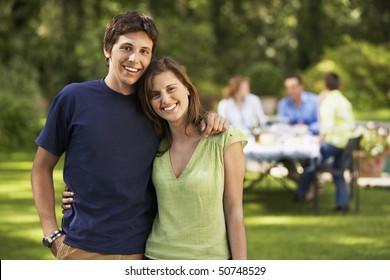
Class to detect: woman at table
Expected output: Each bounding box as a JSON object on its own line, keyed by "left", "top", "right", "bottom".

{"left": 218, "top": 75, "right": 268, "bottom": 141}
{"left": 62, "top": 57, "right": 248, "bottom": 260}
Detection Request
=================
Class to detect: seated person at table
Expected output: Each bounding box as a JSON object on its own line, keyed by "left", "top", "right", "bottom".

{"left": 277, "top": 74, "right": 319, "bottom": 183}
{"left": 218, "top": 75, "right": 268, "bottom": 141}
{"left": 277, "top": 74, "right": 319, "bottom": 135}
{"left": 295, "top": 73, "right": 355, "bottom": 212}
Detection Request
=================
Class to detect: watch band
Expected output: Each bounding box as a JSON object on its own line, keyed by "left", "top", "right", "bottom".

{"left": 42, "top": 229, "right": 64, "bottom": 248}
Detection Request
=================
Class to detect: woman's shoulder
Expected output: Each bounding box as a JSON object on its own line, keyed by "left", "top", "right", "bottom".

{"left": 207, "top": 126, "right": 247, "bottom": 149}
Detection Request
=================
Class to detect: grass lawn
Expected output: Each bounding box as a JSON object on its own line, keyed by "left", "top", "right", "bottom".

{"left": 0, "top": 151, "right": 65, "bottom": 260}
{"left": 1, "top": 151, "right": 390, "bottom": 260}
{"left": 354, "top": 108, "right": 390, "bottom": 122}
{"left": 244, "top": 175, "right": 390, "bottom": 259}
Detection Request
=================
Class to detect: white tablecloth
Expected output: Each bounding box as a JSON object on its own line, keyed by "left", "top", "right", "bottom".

{"left": 244, "top": 135, "right": 320, "bottom": 161}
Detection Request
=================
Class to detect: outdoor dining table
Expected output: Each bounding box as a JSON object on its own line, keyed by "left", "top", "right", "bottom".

{"left": 243, "top": 123, "right": 320, "bottom": 191}
{"left": 244, "top": 123, "right": 320, "bottom": 161}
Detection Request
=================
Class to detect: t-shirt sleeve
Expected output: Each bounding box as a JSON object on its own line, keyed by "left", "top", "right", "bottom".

{"left": 223, "top": 126, "right": 248, "bottom": 152}
{"left": 35, "top": 88, "right": 74, "bottom": 156}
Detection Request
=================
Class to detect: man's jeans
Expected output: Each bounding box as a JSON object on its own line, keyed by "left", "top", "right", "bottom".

{"left": 297, "top": 141, "right": 350, "bottom": 207}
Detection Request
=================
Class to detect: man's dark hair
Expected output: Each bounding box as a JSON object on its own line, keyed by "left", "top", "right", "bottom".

{"left": 103, "top": 11, "right": 159, "bottom": 62}
{"left": 324, "top": 72, "right": 340, "bottom": 90}
{"left": 285, "top": 74, "right": 303, "bottom": 84}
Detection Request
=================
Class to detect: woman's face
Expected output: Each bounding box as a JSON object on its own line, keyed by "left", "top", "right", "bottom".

{"left": 235, "top": 80, "right": 250, "bottom": 100}
{"left": 149, "top": 70, "right": 190, "bottom": 125}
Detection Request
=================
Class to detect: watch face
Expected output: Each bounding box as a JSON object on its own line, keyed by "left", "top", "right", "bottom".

{"left": 42, "top": 237, "right": 51, "bottom": 248}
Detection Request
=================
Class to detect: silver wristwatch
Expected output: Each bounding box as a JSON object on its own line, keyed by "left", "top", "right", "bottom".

{"left": 42, "top": 229, "right": 64, "bottom": 248}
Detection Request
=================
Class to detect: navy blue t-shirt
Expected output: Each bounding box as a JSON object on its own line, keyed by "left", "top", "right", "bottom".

{"left": 35, "top": 79, "right": 159, "bottom": 254}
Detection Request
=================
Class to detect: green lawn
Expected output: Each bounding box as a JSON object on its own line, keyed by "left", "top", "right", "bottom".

{"left": 0, "top": 151, "right": 65, "bottom": 260}
{"left": 244, "top": 175, "right": 390, "bottom": 259}
{"left": 1, "top": 151, "right": 390, "bottom": 260}
{"left": 354, "top": 108, "right": 390, "bottom": 122}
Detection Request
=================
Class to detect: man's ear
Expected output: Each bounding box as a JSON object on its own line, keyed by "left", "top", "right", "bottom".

{"left": 103, "top": 46, "right": 111, "bottom": 60}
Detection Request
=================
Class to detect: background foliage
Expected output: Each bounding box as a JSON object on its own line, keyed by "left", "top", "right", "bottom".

{"left": 1, "top": 0, "right": 389, "bottom": 149}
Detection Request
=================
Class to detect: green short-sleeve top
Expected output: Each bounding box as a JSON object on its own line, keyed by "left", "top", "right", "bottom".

{"left": 145, "top": 126, "right": 247, "bottom": 260}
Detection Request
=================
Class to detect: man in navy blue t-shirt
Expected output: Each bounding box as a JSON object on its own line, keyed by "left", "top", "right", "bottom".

{"left": 31, "top": 11, "right": 227, "bottom": 260}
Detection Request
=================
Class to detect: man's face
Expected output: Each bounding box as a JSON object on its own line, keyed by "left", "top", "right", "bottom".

{"left": 104, "top": 31, "right": 153, "bottom": 95}
{"left": 284, "top": 77, "right": 303, "bottom": 102}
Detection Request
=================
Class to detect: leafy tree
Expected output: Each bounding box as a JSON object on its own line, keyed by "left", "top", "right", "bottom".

{"left": 1, "top": 0, "right": 389, "bottom": 151}
{"left": 0, "top": 58, "right": 42, "bottom": 150}
{"left": 296, "top": 0, "right": 324, "bottom": 69}
{"left": 303, "top": 39, "right": 390, "bottom": 110}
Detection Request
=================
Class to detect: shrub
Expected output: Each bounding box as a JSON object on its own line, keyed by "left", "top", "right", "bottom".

{"left": 0, "top": 58, "right": 43, "bottom": 150}
{"left": 244, "top": 61, "right": 284, "bottom": 98}
{"left": 303, "top": 39, "right": 390, "bottom": 110}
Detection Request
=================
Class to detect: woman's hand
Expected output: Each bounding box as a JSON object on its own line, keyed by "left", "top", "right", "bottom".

{"left": 61, "top": 187, "right": 74, "bottom": 213}
{"left": 200, "top": 112, "right": 228, "bottom": 137}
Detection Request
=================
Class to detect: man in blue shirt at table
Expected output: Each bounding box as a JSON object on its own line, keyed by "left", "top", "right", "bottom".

{"left": 277, "top": 74, "right": 319, "bottom": 135}
{"left": 277, "top": 74, "right": 319, "bottom": 186}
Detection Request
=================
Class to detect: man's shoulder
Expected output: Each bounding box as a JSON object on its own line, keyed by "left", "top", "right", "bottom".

{"left": 277, "top": 96, "right": 290, "bottom": 106}
{"left": 62, "top": 79, "right": 101, "bottom": 92}
{"left": 56, "top": 80, "right": 102, "bottom": 101}
{"left": 303, "top": 91, "right": 318, "bottom": 99}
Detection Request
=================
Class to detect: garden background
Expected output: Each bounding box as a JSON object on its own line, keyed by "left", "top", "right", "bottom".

{"left": 1, "top": 0, "right": 389, "bottom": 260}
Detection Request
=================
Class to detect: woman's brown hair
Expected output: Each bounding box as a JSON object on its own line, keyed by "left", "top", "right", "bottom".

{"left": 222, "top": 75, "right": 250, "bottom": 99}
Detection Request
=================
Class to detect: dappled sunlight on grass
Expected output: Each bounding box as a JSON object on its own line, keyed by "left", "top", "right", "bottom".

{"left": 355, "top": 109, "right": 390, "bottom": 122}
{"left": 53, "top": 169, "right": 64, "bottom": 184}
{"left": 381, "top": 205, "right": 390, "bottom": 212}
{"left": 0, "top": 151, "right": 65, "bottom": 259}
{"left": 332, "top": 236, "right": 379, "bottom": 246}
{"left": 0, "top": 161, "right": 33, "bottom": 170}
{"left": 243, "top": 203, "right": 265, "bottom": 213}
{"left": 243, "top": 179, "right": 390, "bottom": 259}
{"left": 1, "top": 213, "right": 40, "bottom": 224}
{"left": 2, "top": 220, "right": 43, "bottom": 241}
{"left": 245, "top": 216, "right": 325, "bottom": 226}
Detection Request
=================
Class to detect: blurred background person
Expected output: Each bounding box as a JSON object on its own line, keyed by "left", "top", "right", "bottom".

{"left": 296, "top": 72, "right": 355, "bottom": 212}
{"left": 277, "top": 74, "right": 319, "bottom": 184}
{"left": 218, "top": 75, "right": 268, "bottom": 141}
{"left": 277, "top": 74, "right": 319, "bottom": 135}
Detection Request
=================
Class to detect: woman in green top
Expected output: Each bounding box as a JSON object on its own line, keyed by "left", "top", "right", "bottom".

{"left": 139, "top": 57, "right": 247, "bottom": 260}
{"left": 62, "top": 57, "right": 247, "bottom": 259}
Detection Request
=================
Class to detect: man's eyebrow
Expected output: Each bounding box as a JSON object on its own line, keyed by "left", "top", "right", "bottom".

{"left": 119, "top": 42, "right": 133, "bottom": 47}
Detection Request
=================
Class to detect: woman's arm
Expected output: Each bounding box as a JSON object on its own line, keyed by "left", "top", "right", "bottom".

{"left": 223, "top": 142, "right": 247, "bottom": 260}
